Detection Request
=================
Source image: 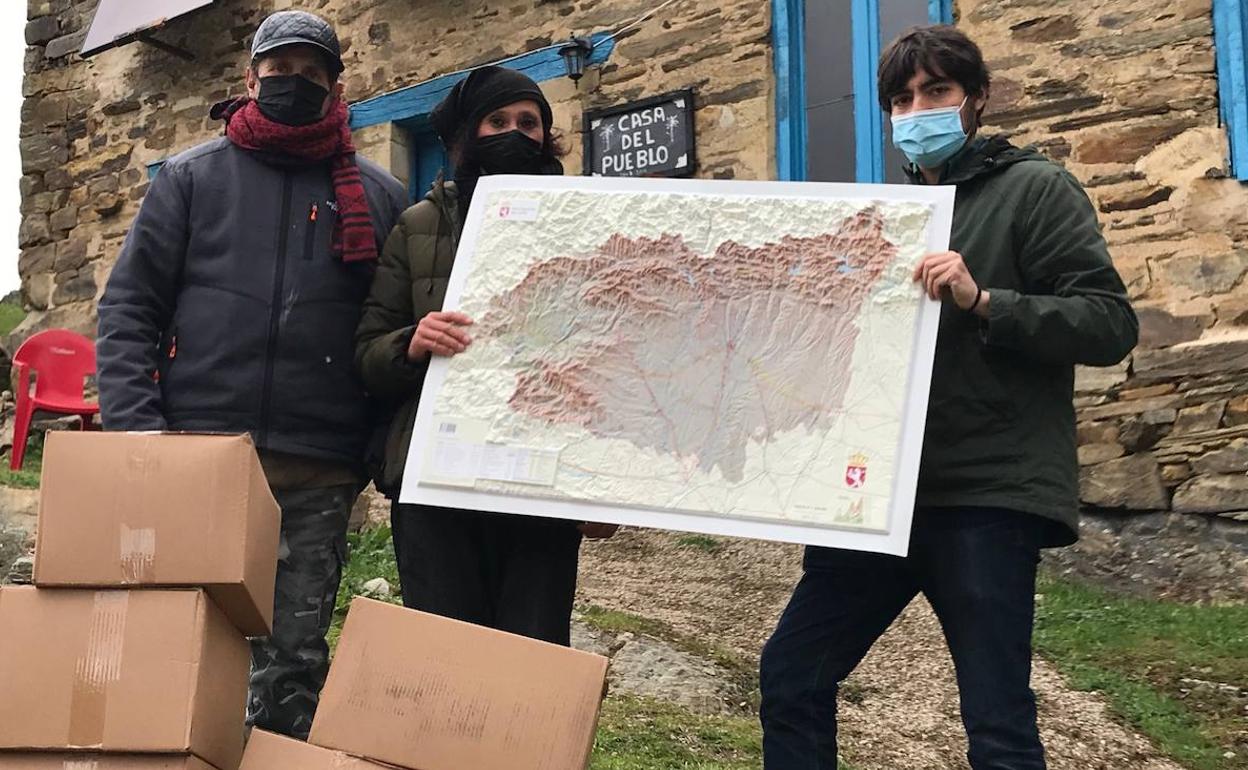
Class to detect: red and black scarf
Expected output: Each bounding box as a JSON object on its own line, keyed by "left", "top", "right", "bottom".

{"left": 219, "top": 98, "right": 377, "bottom": 263}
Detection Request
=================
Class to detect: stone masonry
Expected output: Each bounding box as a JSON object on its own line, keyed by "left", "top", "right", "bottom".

{"left": 15, "top": 0, "right": 1248, "bottom": 549}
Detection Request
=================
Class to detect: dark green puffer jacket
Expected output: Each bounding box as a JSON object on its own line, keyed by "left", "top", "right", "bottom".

{"left": 355, "top": 180, "right": 460, "bottom": 495}
{"left": 913, "top": 135, "right": 1138, "bottom": 545}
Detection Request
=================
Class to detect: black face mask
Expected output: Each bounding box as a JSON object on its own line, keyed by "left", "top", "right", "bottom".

{"left": 475, "top": 130, "right": 546, "bottom": 174}
{"left": 256, "top": 74, "right": 329, "bottom": 126}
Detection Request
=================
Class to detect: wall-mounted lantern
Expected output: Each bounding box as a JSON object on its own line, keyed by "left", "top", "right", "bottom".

{"left": 558, "top": 37, "right": 594, "bottom": 83}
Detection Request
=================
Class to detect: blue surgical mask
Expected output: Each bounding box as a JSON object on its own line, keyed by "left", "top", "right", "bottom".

{"left": 890, "top": 97, "right": 969, "bottom": 169}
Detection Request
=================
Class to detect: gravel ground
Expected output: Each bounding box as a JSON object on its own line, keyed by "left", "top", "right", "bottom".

{"left": 576, "top": 527, "right": 1185, "bottom": 770}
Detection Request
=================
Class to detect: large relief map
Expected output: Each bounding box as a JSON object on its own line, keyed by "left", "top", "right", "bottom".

{"left": 401, "top": 176, "right": 954, "bottom": 555}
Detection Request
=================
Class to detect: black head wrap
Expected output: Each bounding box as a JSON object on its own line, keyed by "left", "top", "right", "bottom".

{"left": 430, "top": 66, "right": 561, "bottom": 219}
{"left": 431, "top": 66, "right": 554, "bottom": 149}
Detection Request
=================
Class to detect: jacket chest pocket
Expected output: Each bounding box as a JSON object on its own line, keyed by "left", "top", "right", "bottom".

{"left": 292, "top": 201, "right": 377, "bottom": 305}
{"left": 301, "top": 200, "right": 332, "bottom": 262}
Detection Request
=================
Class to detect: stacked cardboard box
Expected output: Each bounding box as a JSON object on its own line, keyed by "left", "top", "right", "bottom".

{"left": 33, "top": 432, "right": 280, "bottom": 636}
{"left": 236, "top": 601, "right": 611, "bottom": 770}
{"left": 238, "top": 730, "right": 390, "bottom": 770}
{"left": 238, "top": 597, "right": 610, "bottom": 769}
{"left": 302, "top": 598, "right": 609, "bottom": 770}
{"left": 0, "top": 756, "right": 218, "bottom": 770}
{"left": 4, "top": 431, "right": 611, "bottom": 770}
{"left": 0, "top": 433, "right": 281, "bottom": 770}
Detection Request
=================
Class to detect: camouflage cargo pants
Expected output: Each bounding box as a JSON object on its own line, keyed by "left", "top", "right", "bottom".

{"left": 246, "top": 484, "right": 356, "bottom": 740}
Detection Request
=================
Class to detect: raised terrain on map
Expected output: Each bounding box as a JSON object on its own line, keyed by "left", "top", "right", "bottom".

{"left": 477, "top": 207, "right": 897, "bottom": 482}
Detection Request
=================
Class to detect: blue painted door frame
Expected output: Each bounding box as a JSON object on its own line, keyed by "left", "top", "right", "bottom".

{"left": 774, "top": 0, "right": 952, "bottom": 182}
{"left": 398, "top": 115, "right": 448, "bottom": 202}
{"left": 772, "top": 0, "right": 808, "bottom": 182}
{"left": 350, "top": 32, "right": 617, "bottom": 202}
{"left": 1213, "top": 0, "right": 1248, "bottom": 179}
{"left": 350, "top": 32, "right": 616, "bottom": 131}
{"left": 928, "top": 0, "right": 954, "bottom": 26}
{"left": 852, "top": 0, "right": 885, "bottom": 183}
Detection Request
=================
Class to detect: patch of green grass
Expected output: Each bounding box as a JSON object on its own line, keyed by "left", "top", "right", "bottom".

{"left": 581, "top": 604, "right": 671, "bottom": 638}
{"left": 591, "top": 696, "right": 762, "bottom": 770}
{"left": 592, "top": 696, "right": 855, "bottom": 770}
{"left": 0, "top": 433, "right": 43, "bottom": 489}
{"left": 329, "top": 524, "right": 402, "bottom": 651}
{"left": 1035, "top": 574, "right": 1248, "bottom": 770}
{"left": 0, "top": 300, "right": 26, "bottom": 338}
{"left": 675, "top": 534, "right": 724, "bottom": 554}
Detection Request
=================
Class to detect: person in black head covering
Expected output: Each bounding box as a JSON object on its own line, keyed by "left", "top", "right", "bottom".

{"left": 431, "top": 65, "right": 566, "bottom": 217}
{"left": 356, "top": 66, "right": 617, "bottom": 646}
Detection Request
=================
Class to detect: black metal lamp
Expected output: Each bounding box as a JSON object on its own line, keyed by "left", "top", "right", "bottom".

{"left": 558, "top": 36, "right": 593, "bottom": 82}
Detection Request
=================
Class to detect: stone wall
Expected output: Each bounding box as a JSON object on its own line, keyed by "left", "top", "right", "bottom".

{"left": 961, "top": 0, "right": 1248, "bottom": 543}
{"left": 17, "top": 0, "right": 774, "bottom": 340}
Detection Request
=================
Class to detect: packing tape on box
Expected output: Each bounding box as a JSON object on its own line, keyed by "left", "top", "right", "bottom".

{"left": 67, "top": 592, "right": 129, "bottom": 748}
{"left": 119, "top": 524, "right": 157, "bottom": 583}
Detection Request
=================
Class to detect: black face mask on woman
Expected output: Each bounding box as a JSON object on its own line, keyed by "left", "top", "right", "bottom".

{"left": 256, "top": 74, "right": 329, "bottom": 126}
{"left": 475, "top": 130, "right": 545, "bottom": 174}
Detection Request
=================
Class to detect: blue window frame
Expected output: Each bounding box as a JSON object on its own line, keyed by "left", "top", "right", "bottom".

{"left": 852, "top": 0, "right": 886, "bottom": 183}
{"left": 350, "top": 33, "right": 616, "bottom": 202}
{"left": 1214, "top": 0, "right": 1248, "bottom": 179}
{"left": 928, "top": 0, "right": 953, "bottom": 25}
{"left": 774, "top": 0, "right": 952, "bottom": 183}
{"left": 773, "top": 1, "right": 807, "bottom": 182}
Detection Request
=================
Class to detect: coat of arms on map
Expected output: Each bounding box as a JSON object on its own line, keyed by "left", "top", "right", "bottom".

{"left": 845, "top": 453, "right": 869, "bottom": 490}
{"left": 401, "top": 176, "right": 954, "bottom": 556}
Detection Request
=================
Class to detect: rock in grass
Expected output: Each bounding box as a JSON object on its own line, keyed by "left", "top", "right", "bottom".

{"left": 361, "top": 577, "right": 392, "bottom": 599}
{"left": 5, "top": 555, "right": 33, "bottom": 585}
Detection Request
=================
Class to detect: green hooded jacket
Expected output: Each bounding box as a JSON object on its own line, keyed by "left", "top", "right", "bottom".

{"left": 354, "top": 179, "right": 460, "bottom": 495}
{"left": 912, "top": 135, "right": 1138, "bottom": 544}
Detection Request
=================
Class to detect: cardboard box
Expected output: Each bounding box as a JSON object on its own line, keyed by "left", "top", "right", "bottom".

{"left": 239, "top": 730, "right": 389, "bottom": 770}
{"left": 0, "top": 755, "right": 218, "bottom": 770}
{"left": 310, "top": 598, "right": 609, "bottom": 770}
{"left": 0, "top": 588, "right": 249, "bottom": 770}
{"left": 34, "top": 432, "right": 281, "bottom": 637}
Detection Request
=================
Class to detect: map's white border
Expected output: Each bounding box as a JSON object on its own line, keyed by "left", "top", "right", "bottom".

{"left": 400, "top": 174, "right": 955, "bottom": 557}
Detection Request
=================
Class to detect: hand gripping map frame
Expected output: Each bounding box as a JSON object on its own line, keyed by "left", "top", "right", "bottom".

{"left": 400, "top": 175, "right": 955, "bottom": 556}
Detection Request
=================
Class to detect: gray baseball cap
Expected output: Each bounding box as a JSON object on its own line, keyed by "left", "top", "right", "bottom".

{"left": 251, "top": 10, "right": 344, "bottom": 76}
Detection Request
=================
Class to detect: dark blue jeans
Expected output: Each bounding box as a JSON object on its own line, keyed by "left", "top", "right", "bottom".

{"left": 760, "top": 507, "right": 1048, "bottom": 770}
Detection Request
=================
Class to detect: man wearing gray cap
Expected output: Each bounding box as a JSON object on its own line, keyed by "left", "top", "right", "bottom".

{"left": 96, "top": 11, "right": 406, "bottom": 739}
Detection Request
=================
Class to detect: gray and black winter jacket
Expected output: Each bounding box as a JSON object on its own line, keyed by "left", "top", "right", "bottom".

{"left": 97, "top": 136, "right": 407, "bottom": 465}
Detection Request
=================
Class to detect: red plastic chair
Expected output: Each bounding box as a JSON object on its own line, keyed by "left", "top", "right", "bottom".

{"left": 9, "top": 329, "right": 100, "bottom": 471}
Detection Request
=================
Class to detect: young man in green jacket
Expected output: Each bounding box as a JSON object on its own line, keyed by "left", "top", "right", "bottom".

{"left": 759, "top": 26, "right": 1138, "bottom": 769}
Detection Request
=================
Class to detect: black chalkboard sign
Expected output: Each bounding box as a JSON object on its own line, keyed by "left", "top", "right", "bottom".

{"left": 582, "top": 90, "right": 696, "bottom": 178}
